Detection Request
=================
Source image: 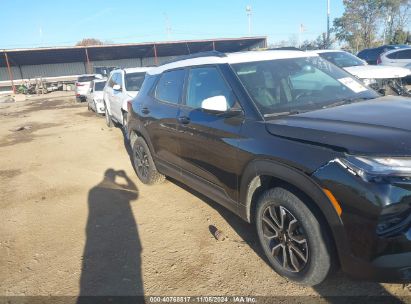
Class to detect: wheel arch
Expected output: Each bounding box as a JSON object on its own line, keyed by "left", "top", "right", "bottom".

{"left": 240, "top": 159, "right": 348, "bottom": 265}
{"left": 129, "top": 127, "right": 156, "bottom": 157}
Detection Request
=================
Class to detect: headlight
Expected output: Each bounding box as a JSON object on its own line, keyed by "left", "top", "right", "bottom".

{"left": 338, "top": 156, "right": 411, "bottom": 180}
{"left": 362, "top": 78, "right": 377, "bottom": 86}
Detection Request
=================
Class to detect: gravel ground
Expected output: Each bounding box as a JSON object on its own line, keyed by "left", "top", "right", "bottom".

{"left": 0, "top": 92, "right": 410, "bottom": 301}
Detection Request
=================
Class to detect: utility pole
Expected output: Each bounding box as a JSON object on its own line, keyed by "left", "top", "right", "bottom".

{"left": 299, "top": 24, "right": 306, "bottom": 48}
{"left": 164, "top": 14, "right": 171, "bottom": 40}
{"left": 327, "top": 0, "right": 330, "bottom": 47}
{"left": 246, "top": 5, "right": 252, "bottom": 35}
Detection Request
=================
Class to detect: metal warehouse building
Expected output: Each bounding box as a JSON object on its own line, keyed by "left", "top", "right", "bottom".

{"left": 0, "top": 37, "right": 267, "bottom": 91}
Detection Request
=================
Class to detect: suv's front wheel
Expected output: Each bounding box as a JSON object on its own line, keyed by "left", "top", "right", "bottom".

{"left": 132, "top": 137, "right": 165, "bottom": 185}
{"left": 104, "top": 103, "right": 113, "bottom": 128}
{"left": 256, "top": 187, "right": 333, "bottom": 286}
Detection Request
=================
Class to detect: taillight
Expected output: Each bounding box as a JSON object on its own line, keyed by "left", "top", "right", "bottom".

{"left": 377, "top": 55, "right": 382, "bottom": 65}
{"left": 76, "top": 82, "right": 84, "bottom": 87}
{"left": 127, "top": 100, "right": 133, "bottom": 112}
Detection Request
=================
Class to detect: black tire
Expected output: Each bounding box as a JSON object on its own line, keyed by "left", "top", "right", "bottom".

{"left": 132, "top": 137, "right": 165, "bottom": 185}
{"left": 122, "top": 111, "right": 128, "bottom": 135}
{"left": 104, "top": 103, "right": 113, "bottom": 128}
{"left": 93, "top": 101, "right": 98, "bottom": 115}
{"left": 256, "top": 187, "right": 333, "bottom": 286}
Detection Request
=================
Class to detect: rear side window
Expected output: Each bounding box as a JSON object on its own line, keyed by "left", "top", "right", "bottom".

{"left": 397, "top": 50, "right": 411, "bottom": 59}
{"left": 154, "top": 69, "right": 185, "bottom": 104}
{"left": 387, "top": 52, "right": 398, "bottom": 59}
{"left": 125, "top": 72, "right": 146, "bottom": 91}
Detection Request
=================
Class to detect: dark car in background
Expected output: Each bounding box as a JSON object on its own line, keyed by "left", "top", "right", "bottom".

{"left": 127, "top": 50, "right": 411, "bottom": 286}
{"left": 357, "top": 44, "right": 410, "bottom": 65}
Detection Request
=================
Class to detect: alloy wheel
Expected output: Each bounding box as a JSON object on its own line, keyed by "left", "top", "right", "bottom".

{"left": 134, "top": 144, "right": 149, "bottom": 178}
{"left": 261, "top": 205, "right": 309, "bottom": 273}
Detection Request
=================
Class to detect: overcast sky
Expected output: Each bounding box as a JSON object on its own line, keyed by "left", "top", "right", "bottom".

{"left": 0, "top": 0, "right": 345, "bottom": 49}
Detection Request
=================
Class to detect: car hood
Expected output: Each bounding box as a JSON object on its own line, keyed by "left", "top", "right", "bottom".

{"left": 344, "top": 65, "right": 411, "bottom": 79}
{"left": 265, "top": 96, "right": 411, "bottom": 156}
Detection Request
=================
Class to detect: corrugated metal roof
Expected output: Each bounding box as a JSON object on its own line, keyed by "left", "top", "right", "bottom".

{"left": 0, "top": 37, "right": 267, "bottom": 67}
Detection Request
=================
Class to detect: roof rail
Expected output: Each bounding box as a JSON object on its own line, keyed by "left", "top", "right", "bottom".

{"left": 160, "top": 50, "right": 226, "bottom": 66}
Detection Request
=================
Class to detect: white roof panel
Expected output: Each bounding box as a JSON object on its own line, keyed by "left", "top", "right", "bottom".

{"left": 147, "top": 50, "right": 319, "bottom": 75}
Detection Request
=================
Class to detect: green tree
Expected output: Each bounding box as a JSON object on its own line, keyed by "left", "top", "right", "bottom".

{"left": 382, "top": 0, "right": 410, "bottom": 44}
{"left": 75, "top": 38, "right": 104, "bottom": 47}
{"left": 391, "top": 29, "right": 409, "bottom": 44}
{"left": 300, "top": 33, "right": 334, "bottom": 50}
{"left": 333, "top": 0, "right": 385, "bottom": 52}
{"left": 334, "top": 0, "right": 410, "bottom": 50}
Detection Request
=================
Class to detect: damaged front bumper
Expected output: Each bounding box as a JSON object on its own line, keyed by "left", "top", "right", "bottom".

{"left": 369, "top": 78, "right": 411, "bottom": 97}
{"left": 312, "top": 158, "right": 411, "bottom": 282}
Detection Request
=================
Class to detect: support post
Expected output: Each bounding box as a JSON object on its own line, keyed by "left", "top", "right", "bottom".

{"left": 153, "top": 44, "right": 158, "bottom": 66}
{"left": 85, "top": 48, "right": 92, "bottom": 74}
{"left": 327, "top": 0, "right": 330, "bottom": 47}
{"left": 4, "top": 52, "right": 15, "bottom": 93}
{"left": 212, "top": 41, "right": 216, "bottom": 51}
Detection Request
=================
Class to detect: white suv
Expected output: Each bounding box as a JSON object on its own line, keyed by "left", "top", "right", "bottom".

{"left": 379, "top": 48, "right": 411, "bottom": 68}
{"left": 75, "top": 74, "right": 102, "bottom": 102}
{"left": 103, "top": 67, "right": 151, "bottom": 128}
{"left": 86, "top": 79, "right": 107, "bottom": 114}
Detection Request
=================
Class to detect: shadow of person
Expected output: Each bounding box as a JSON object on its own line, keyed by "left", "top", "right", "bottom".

{"left": 78, "top": 169, "right": 142, "bottom": 298}
{"left": 167, "top": 178, "right": 401, "bottom": 301}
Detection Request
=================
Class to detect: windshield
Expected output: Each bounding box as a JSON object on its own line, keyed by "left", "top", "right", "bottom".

{"left": 231, "top": 56, "right": 379, "bottom": 117}
{"left": 125, "top": 72, "right": 146, "bottom": 91}
{"left": 94, "top": 81, "right": 106, "bottom": 91}
{"left": 318, "top": 51, "right": 365, "bottom": 68}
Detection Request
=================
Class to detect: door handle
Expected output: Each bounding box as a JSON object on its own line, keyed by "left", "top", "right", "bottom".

{"left": 141, "top": 107, "right": 150, "bottom": 115}
{"left": 178, "top": 116, "right": 190, "bottom": 124}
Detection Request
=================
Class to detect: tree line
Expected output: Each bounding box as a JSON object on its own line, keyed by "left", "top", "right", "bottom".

{"left": 333, "top": 0, "right": 410, "bottom": 52}
{"left": 270, "top": 0, "right": 410, "bottom": 52}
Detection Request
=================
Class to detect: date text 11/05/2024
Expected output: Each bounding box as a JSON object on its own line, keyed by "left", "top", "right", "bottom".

{"left": 148, "top": 296, "right": 257, "bottom": 303}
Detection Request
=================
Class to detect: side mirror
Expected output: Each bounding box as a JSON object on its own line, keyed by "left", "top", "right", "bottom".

{"left": 113, "top": 84, "right": 121, "bottom": 91}
{"left": 89, "top": 88, "right": 93, "bottom": 93}
{"left": 201, "top": 95, "right": 228, "bottom": 112}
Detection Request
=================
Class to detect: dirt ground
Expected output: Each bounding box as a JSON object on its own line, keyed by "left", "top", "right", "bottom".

{"left": 0, "top": 92, "right": 410, "bottom": 299}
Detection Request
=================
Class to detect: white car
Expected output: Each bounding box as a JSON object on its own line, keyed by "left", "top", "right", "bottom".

{"left": 379, "top": 48, "right": 411, "bottom": 67}
{"left": 103, "top": 67, "right": 150, "bottom": 128}
{"left": 75, "top": 74, "right": 102, "bottom": 102}
{"left": 86, "top": 79, "right": 107, "bottom": 114}
{"left": 312, "top": 50, "right": 411, "bottom": 95}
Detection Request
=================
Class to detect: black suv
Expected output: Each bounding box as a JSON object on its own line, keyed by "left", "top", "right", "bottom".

{"left": 127, "top": 50, "right": 411, "bottom": 286}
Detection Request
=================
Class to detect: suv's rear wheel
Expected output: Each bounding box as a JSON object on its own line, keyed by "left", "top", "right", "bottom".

{"left": 132, "top": 137, "right": 165, "bottom": 185}
{"left": 256, "top": 187, "right": 333, "bottom": 286}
